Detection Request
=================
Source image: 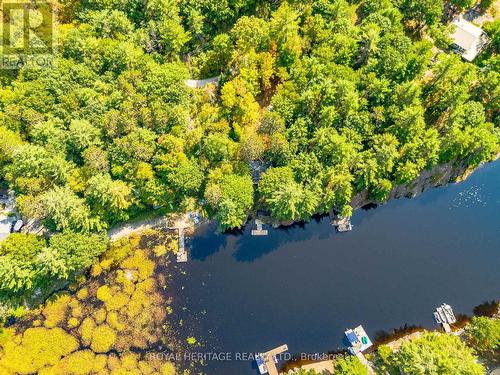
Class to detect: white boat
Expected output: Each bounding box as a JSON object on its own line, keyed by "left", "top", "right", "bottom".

{"left": 434, "top": 303, "right": 457, "bottom": 325}
{"left": 433, "top": 312, "right": 442, "bottom": 324}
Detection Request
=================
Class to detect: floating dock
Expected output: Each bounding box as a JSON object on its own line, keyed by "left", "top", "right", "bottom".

{"left": 433, "top": 303, "right": 456, "bottom": 333}
{"left": 176, "top": 227, "right": 188, "bottom": 262}
{"left": 251, "top": 219, "right": 268, "bottom": 236}
{"left": 344, "top": 326, "right": 374, "bottom": 374}
{"left": 337, "top": 219, "right": 353, "bottom": 232}
{"left": 331, "top": 215, "right": 353, "bottom": 232}
{"left": 256, "top": 344, "right": 288, "bottom": 375}
{"left": 345, "top": 325, "right": 373, "bottom": 355}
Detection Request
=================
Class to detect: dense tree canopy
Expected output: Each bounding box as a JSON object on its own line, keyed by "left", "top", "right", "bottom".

{"left": 393, "top": 332, "right": 485, "bottom": 374}
{"left": 0, "top": 1, "right": 498, "bottom": 369}
{"left": 0, "top": 0, "right": 497, "bottom": 235}
{"left": 465, "top": 316, "right": 500, "bottom": 353}
{"left": 333, "top": 355, "right": 368, "bottom": 375}
{"left": 0, "top": 233, "right": 108, "bottom": 301}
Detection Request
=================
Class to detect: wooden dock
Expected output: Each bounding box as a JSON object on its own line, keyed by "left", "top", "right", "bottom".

{"left": 251, "top": 219, "right": 268, "bottom": 236}
{"left": 336, "top": 217, "right": 352, "bottom": 232}
{"left": 258, "top": 344, "right": 288, "bottom": 375}
{"left": 176, "top": 227, "right": 187, "bottom": 262}
{"left": 330, "top": 212, "right": 353, "bottom": 232}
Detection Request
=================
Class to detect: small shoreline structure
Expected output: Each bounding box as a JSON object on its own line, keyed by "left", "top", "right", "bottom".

{"left": 256, "top": 344, "right": 289, "bottom": 375}
{"left": 433, "top": 303, "right": 457, "bottom": 333}
{"left": 450, "top": 15, "right": 490, "bottom": 62}
{"left": 330, "top": 213, "right": 353, "bottom": 232}
{"left": 108, "top": 211, "right": 201, "bottom": 263}
{"left": 167, "top": 212, "right": 201, "bottom": 263}
{"left": 176, "top": 227, "right": 187, "bottom": 263}
{"left": 251, "top": 219, "right": 268, "bottom": 236}
{"left": 344, "top": 325, "right": 375, "bottom": 374}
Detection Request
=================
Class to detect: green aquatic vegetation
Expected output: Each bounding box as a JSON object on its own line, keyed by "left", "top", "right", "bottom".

{"left": 116, "top": 270, "right": 137, "bottom": 293}
{"left": 79, "top": 317, "right": 95, "bottom": 346}
{"left": 40, "top": 350, "right": 96, "bottom": 375}
{"left": 168, "top": 238, "right": 179, "bottom": 255}
{"left": 69, "top": 299, "right": 83, "bottom": 319}
{"left": 0, "top": 234, "right": 183, "bottom": 374}
{"left": 94, "top": 308, "right": 107, "bottom": 325}
{"left": 154, "top": 244, "right": 168, "bottom": 257}
{"left": 93, "top": 235, "right": 138, "bottom": 275}
{"left": 0, "top": 327, "right": 78, "bottom": 374}
{"left": 42, "top": 294, "right": 71, "bottom": 328}
{"left": 96, "top": 285, "right": 112, "bottom": 302}
{"left": 107, "top": 311, "right": 126, "bottom": 332}
{"left": 90, "top": 324, "right": 117, "bottom": 353}
{"left": 67, "top": 317, "right": 79, "bottom": 329}
{"left": 121, "top": 249, "right": 156, "bottom": 281}
{"left": 103, "top": 291, "right": 130, "bottom": 311}
{"left": 76, "top": 288, "right": 88, "bottom": 300}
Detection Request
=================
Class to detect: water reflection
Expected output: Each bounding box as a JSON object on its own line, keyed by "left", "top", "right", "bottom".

{"left": 175, "top": 161, "right": 500, "bottom": 375}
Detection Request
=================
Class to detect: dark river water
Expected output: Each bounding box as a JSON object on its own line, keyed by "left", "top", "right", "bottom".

{"left": 171, "top": 161, "right": 500, "bottom": 375}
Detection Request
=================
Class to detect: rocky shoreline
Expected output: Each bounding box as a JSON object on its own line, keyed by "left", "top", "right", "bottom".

{"left": 260, "top": 156, "right": 499, "bottom": 229}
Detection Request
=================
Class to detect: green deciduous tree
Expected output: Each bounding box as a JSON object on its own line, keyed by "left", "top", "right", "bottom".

{"left": 205, "top": 173, "right": 253, "bottom": 230}
{"left": 231, "top": 16, "right": 269, "bottom": 53}
{"left": 0, "top": 232, "right": 107, "bottom": 303}
{"left": 0, "top": 234, "right": 46, "bottom": 265}
{"left": 85, "top": 174, "right": 132, "bottom": 222}
{"left": 6, "top": 145, "right": 74, "bottom": 193}
{"left": 0, "top": 126, "right": 23, "bottom": 178}
{"left": 333, "top": 355, "right": 367, "bottom": 375}
{"left": 259, "top": 166, "right": 319, "bottom": 221}
{"left": 395, "top": 332, "right": 484, "bottom": 374}
{"left": 165, "top": 158, "right": 205, "bottom": 197}
{"left": 67, "top": 119, "right": 102, "bottom": 156}
{"left": 398, "top": 0, "right": 443, "bottom": 31}
{"left": 269, "top": 2, "right": 303, "bottom": 66}
{"left": 48, "top": 232, "right": 108, "bottom": 273}
{"left": 39, "top": 187, "right": 98, "bottom": 232}
{"left": 465, "top": 316, "right": 500, "bottom": 353}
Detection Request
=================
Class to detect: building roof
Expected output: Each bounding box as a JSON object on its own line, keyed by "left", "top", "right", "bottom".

{"left": 450, "top": 16, "right": 489, "bottom": 61}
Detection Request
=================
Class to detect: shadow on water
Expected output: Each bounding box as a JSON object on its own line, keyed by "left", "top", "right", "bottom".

{"left": 173, "top": 161, "right": 500, "bottom": 374}
{"left": 233, "top": 215, "right": 332, "bottom": 262}
{"left": 361, "top": 203, "right": 378, "bottom": 211}
{"left": 190, "top": 214, "right": 335, "bottom": 263}
{"left": 189, "top": 222, "right": 229, "bottom": 260}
